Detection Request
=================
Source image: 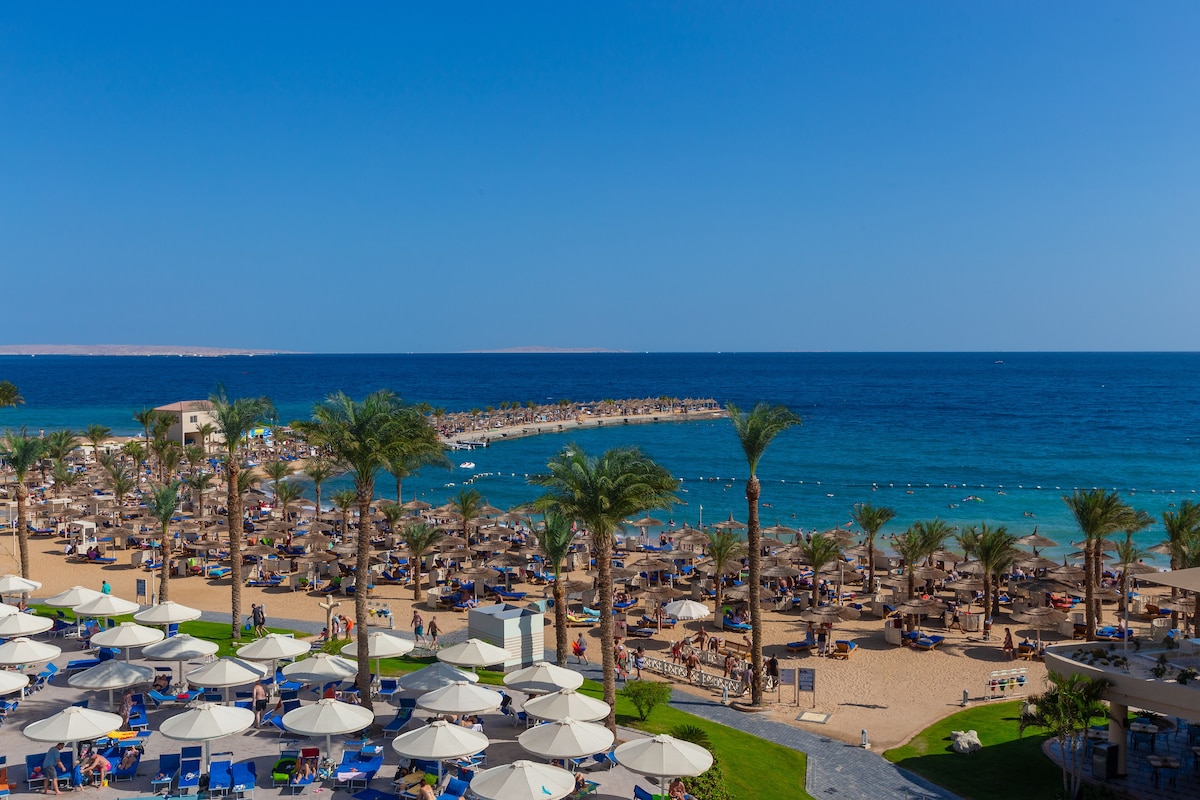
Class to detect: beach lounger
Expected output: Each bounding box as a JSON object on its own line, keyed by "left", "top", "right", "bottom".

{"left": 208, "top": 759, "right": 233, "bottom": 797}
{"left": 911, "top": 635, "right": 945, "bottom": 651}
{"left": 178, "top": 758, "right": 202, "bottom": 795}
{"left": 830, "top": 640, "right": 857, "bottom": 659}
{"left": 627, "top": 627, "right": 655, "bottom": 638}
{"left": 151, "top": 753, "right": 181, "bottom": 793}
{"left": 633, "top": 786, "right": 667, "bottom": 800}
{"left": 722, "top": 618, "right": 752, "bottom": 632}
{"left": 566, "top": 613, "right": 598, "bottom": 627}
{"left": 231, "top": 760, "right": 257, "bottom": 798}
{"left": 109, "top": 749, "right": 140, "bottom": 782}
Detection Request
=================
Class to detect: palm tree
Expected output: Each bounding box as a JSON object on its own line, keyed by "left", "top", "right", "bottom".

{"left": 892, "top": 520, "right": 952, "bottom": 629}
{"left": 0, "top": 429, "right": 46, "bottom": 578}
{"left": 122, "top": 440, "right": 146, "bottom": 472}
{"left": 1063, "top": 490, "right": 1139, "bottom": 639}
{"left": 402, "top": 522, "right": 445, "bottom": 603}
{"left": 450, "top": 488, "right": 483, "bottom": 539}
{"left": 725, "top": 402, "right": 800, "bottom": 706}
{"left": 796, "top": 534, "right": 843, "bottom": 609}
{"left": 185, "top": 471, "right": 215, "bottom": 518}
{"left": 210, "top": 387, "right": 276, "bottom": 642}
{"left": 0, "top": 381, "right": 24, "bottom": 408}
{"left": 184, "top": 444, "right": 206, "bottom": 472}
{"left": 386, "top": 443, "right": 450, "bottom": 506}
{"left": 262, "top": 459, "right": 293, "bottom": 504}
{"left": 302, "top": 460, "right": 338, "bottom": 522}
{"left": 147, "top": 481, "right": 183, "bottom": 602}
{"left": 45, "top": 429, "right": 79, "bottom": 463}
{"left": 331, "top": 490, "right": 356, "bottom": 536}
{"left": 1160, "top": 501, "right": 1200, "bottom": 628}
{"left": 133, "top": 406, "right": 159, "bottom": 469}
{"left": 1019, "top": 671, "right": 1109, "bottom": 799}
{"left": 196, "top": 422, "right": 216, "bottom": 455}
{"left": 704, "top": 529, "right": 746, "bottom": 616}
{"left": 275, "top": 481, "right": 304, "bottom": 524}
{"left": 83, "top": 424, "right": 112, "bottom": 464}
{"left": 532, "top": 444, "right": 677, "bottom": 730}
{"left": 850, "top": 502, "right": 896, "bottom": 592}
{"left": 957, "top": 523, "right": 1018, "bottom": 618}
{"left": 292, "top": 390, "right": 430, "bottom": 710}
{"left": 532, "top": 511, "right": 576, "bottom": 667}
{"left": 106, "top": 464, "right": 136, "bottom": 509}
{"left": 154, "top": 440, "right": 183, "bottom": 483}
{"left": 50, "top": 460, "right": 78, "bottom": 497}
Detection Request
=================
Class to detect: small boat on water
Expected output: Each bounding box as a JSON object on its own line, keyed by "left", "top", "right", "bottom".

{"left": 459, "top": 461, "right": 476, "bottom": 470}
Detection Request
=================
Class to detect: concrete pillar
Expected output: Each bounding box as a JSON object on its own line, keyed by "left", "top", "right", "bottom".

{"left": 1109, "top": 701, "right": 1127, "bottom": 777}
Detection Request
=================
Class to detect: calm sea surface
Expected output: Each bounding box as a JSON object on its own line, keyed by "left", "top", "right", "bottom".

{"left": 2, "top": 353, "right": 1198, "bottom": 561}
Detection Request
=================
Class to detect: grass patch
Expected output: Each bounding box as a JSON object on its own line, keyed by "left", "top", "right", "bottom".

{"left": 884, "top": 701, "right": 1059, "bottom": 800}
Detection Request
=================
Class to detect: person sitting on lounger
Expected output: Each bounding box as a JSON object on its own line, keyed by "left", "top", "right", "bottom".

{"left": 79, "top": 752, "right": 111, "bottom": 784}
{"left": 669, "top": 777, "right": 695, "bottom": 800}
{"left": 117, "top": 749, "right": 138, "bottom": 772}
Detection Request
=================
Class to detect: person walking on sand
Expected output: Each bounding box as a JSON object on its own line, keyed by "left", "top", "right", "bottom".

{"left": 427, "top": 617, "right": 440, "bottom": 650}
{"left": 1002, "top": 627, "right": 1015, "bottom": 660}
{"left": 412, "top": 610, "right": 425, "bottom": 647}
{"left": 573, "top": 632, "right": 589, "bottom": 664}
{"left": 43, "top": 742, "right": 66, "bottom": 795}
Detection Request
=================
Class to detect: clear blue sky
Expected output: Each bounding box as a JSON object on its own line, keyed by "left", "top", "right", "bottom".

{"left": 2, "top": 4, "right": 1197, "bottom": 353}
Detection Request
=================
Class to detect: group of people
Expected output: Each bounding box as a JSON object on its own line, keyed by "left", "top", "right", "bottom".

{"left": 410, "top": 610, "right": 441, "bottom": 649}
{"left": 38, "top": 742, "right": 139, "bottom": 794}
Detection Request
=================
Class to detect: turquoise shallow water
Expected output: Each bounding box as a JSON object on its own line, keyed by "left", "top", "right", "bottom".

{"left": 2, "top": 352, "right": 1198, "bottom": 562}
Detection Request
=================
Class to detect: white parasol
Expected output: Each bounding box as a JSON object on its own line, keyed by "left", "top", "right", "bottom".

{"left": 23, "top": 706, "right": 124, "bottom": 744}
{"left": 469, "top": 760, "right": 576, "bottom": 800}
{"left": 663, "top": 600, "right": 712, "bottom": 621}
{"left": 397, "top": 662, "right": 479, "bottom": 692}
{"left": 522, "top": 688, "right": 611, "bottom": 723}
{"left": 614, "top": 734, "right": 714, "bottom": 794}
{"left": 44, "top": 586, "right": 105, "bottom": 608}
{"left": 237, "top": 633, "right": 311, "bottom": 681}
{"left": 0, "top": 636, "right": 61, "bottom": 666}
{"left": 142, "top": 634, "right": 219, "bottom": 690}
{"left": 518, "top": 717, "right": 614, "bottom": 760}
{"left": 437, "top": 638, "right": 510, "bottom": 668}
{"left": 281, "top": 653, "right": 358, "bottom": 684}
{"left": 68, "top": 660, "right": 154, "bottom": 709}
{"left": 133, "top": 600, "right": 202, "bottom": 627}
{"left": 341, "top": 630, "right": 414, "bottom": 688}
{"left": 73, "top": 594, "right": 141, "bottom": 618}
{"left": 391, "top": 720, "right": 489, "bottom": 779}
{"left": 417, "top": 680, "right": 503, "bottom": 716}
{"left": 281, "top": 697, "right": 374, "bottom": 756}
{"left": 0, "top": 612, "right": 52, "bottom": 637}
{"left": 0, "top": 602, "right": 18, "bottom": 617}
{"left": 503, "top": 661, "right": 584, "bottom": 695}
{"left": 160, "top": 702, "right": 255, "bottom": 763}
{"left": 90, "top": 622, "right": 165, "bottom": 660}
{"left": 0, "top": 574, "right": 41, "bottom": 594}
{"left": 0, "top": 670, "right": 30, "bottom": 695}
{"left": 186, "top": 657, "right": 269, "bottom": 702}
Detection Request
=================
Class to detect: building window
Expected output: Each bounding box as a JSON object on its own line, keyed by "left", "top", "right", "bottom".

{"left": 189, "top": 416, "right": 197, "bottom": 423}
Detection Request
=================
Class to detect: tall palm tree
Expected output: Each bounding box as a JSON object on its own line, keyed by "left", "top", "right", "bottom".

{"left": 1019, "top": 671, "right": 1109, "bottom": 799}
{"left": 83, "top": 424, "right": 112, "bottom": 464}
{"left": 185, "top": 471, "right": 215, "bottom": 519}
{"left": 850, "top": 502, "right": 896, "bottom": 592}
{"left": 302, "top": 460, "right": 337, "bottom": 522}
{"left": 133, "top": 406, "right": 159, "bottom": 470}
{"left": 330, "top": 489, "right": 356, "bottom": 535}
{"left": 532, "top": 510, "right": 576, "bottom": 667}
{"left": 275, "top": 481, "right": 304, "bottom": 524}
{"left": 0, "top": 429, "right": 46, "bottom": 578}
{"left": 147, "top": 481, "right": 183, "bottom": 602}
{"left": 704, "top": 529, "right": 746, "bottom": 616}
{"left": 154, "top": 440, "right": 183, "bottom": 483}
{"left": 262, "top": 459, "right": 293, "bottom": 504}
{"left": 106, "top": 464, "right": 136, "bottom": 509}
{"left": 1160, "top": 501, "right": 1200, "bottom": 628}
{"left": 0, "top": 381, "right": 23, "bottom": 408}
{"left": 450, "top": 488, "right": 483, "bottom": 539}
{"left": 184, "top": 444, "right": 206, "bottom": 473}
{"left": 386, "top": 444, "right": 450, "bottom": 506}
{"left": 401, "top": 522, "right": 445, "bottom": 603}
{"left": 45, "top": 429, "right": 79, "bottom": 463}
{"left": 958, "top": 523, "right": 1018, "bottom": 618}
{"left": 210, "top": 387, "right": 276, "bottom": 642}
{"left": 1063, "top": 490, "right": 1139, "bottom": 639}
{"left": 725, "top": 402, "right": 800, "bottom": 706}
{"left": 800, "top": 534, "right": 845, "bottom": 608}
{"left": 532, "top": 444, "right": 677, "bottom": 731}
{"left": 50, "top": 460, "right": 78, "bottom": 497}
{"left": 292, "top": 390, "right": 430, "bottom": 710}
{"left": 122, "top": 440, "right": 146, "bottom": 472}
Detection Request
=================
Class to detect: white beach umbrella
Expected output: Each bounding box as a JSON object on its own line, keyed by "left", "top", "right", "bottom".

{"left": 23, "top": 706, "right": 124, "bottom": 744}
{"left": 0, "top": 602, "right": 18, "bottom": 617}
{"left": 238, "top": 633, "right": 312, "bottom": 680}
{"left": 397, "top": 662, "right": 479, "bottom": 692}
{"left": 0, "top": 636, "right": 61, "bottom": 666}
{"left": 186, "top": 657, "right": 269, "bottom": 700}
{"left": 519, "top": 717, "right": 614, "bottom": 760}
{"left": 503, "top": 661, "right": 584, "bottom": 695}
{"left": 0, "top": 670, "right": 30, "bottom": 695}
{"left": 160, "top": 702, "right": 255, "bottom": 764}
{"left": 0, "top": 611, "right": 53, "bottom": 637}
{"left": 437, "top": 638, "right": 510, "bottom": 668}
{"left": 143, "top": 634, "right": 219, "bottom": 690}
{"left": 469, "top": 760, "right": 576, "bottom": 800}
{"left": 90, "top": 621, "right": 165, "bottom": 660}
{"left": 341, "top": 630, "right": 414, "bottom": 687}
{"left": 0, "top": 574, "right": 41, "bottom": 594}
{"left": 663, "top": 600, "right": 712, "bottom": 621}
{"left": 133, "top": 600, "right": 202, "bottom": 626}
{"left": 73, "top": 594, "right": 141, "bottom": 618}
{"left": 69, "top": 660, "right": 154, "bottom": 708}
{"left": 44, "top": 586, "right": 105, "bottom": 608}
{"left": 281, "top": 653, "right": 359, "bottom": 684}
{"left": 522, "top": 688, "right": 611, "bottom": 723}
{"left": 391, "top": 720, "right": 489, "bottom": 779}
{"left": 281, "top": 697, "right": 374, "bottom": 757}
{"left": 614, "top": 734, "right": 714, "bottom": 793}
{"left": 417, "top": 680, "right": 503, "bottom": 716}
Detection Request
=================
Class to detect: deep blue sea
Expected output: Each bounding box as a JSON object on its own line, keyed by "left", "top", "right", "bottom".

{"left": 2, "top": 352, "right": 1198, "bottom": 562}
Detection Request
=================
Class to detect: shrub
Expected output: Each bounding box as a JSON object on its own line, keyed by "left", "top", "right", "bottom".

{"left": 620, "top": 680, "right": 673, "bottom": 721}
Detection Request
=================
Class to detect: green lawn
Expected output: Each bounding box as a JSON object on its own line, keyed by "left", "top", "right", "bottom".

{"left": 884, "top": 702, "right": 1060, "bottom": 800}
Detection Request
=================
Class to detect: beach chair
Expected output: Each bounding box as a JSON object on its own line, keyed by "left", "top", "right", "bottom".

{"left": 377, "top": 677, "right": 399, "bottom": 700}
{"left": 830, "top": 640, "right": 858, "bottom": 659}
{"left": 178, "top": 758, "right": 202, "bottom": 795}
{"left": 110, "top": 749, "right": 140, "bottom": 782}
{"left": 231, "top": 759, "right": 257, "bottom": 798}
{"left": 1017, "top": 643, "right": 1036, "bottom": 661}
{"left": 912, "top": 635, "right": 945, "bottom": 651}
{"left": 633, "top": 786, "right": 667, "bottom": 800}
{"left": 208, "top": 758, "right": 233, "bottom": 797}
{"left": 284, "top": 749, "right": 319, "bottom": 796}
{"left": 151, "top": 753, "right": 180, "bottom": 793}
{"left": 441, "top": 777, "right": 470, "bottom": 800}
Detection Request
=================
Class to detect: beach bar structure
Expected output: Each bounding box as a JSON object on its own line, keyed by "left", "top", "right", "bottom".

{"left": 154, "top": 400, "right": 220, "bottom": 446}
{"left": 466, "top": 604, "right": 542, "bottom": 670}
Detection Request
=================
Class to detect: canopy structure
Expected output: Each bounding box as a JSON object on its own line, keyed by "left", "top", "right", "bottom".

{"left": 502, "top": 661, "right": 584, "bottom": 695}
{"left": 0, "top": 670, "right": 30, "bottom": 695}
{"left": 133, "top": 601, "right": 203, "bottom": 627}
{"left": 398, "top": 662, "right": 479, "bottom": 692}
{"left": 74, "top": 594, "right": 141, "bottom": 618}
{"left": 237, "top": 633, "right": 311, "bottom": 681}
{"left": 469, "top": 760, "right": 576, "bottom": 800}
{"left": 186, "top": 658, "right": 269, "bottom": 700}
{"left": 280, "top": 653, "right": 358, "bottom": 684}
{"left": 391, "top": 720, "right": 488, "bottom": 779}
{"left": 0, "top": 574, "right": 41, "bottom": 594}
{"left": 69, "top": 660, "right": 154, "bottom": 709}
{"left": 417, "top": 681, "right": 504, "bottom": 716}
{"left": 522, "top": 688, "right": 611, "bottom": 723}
{"left": 1143, "top": 567, "right": 1200, "bottom": 593}
{"left": 143, "top": 634, "right": 220, "bottom": 690}
{"left": 281, "top": 697, "right": 374, "bottom": 756}
{"left": 44, "top": 586, "right": 105, "bottom": 615}
{"left": 160, "top": 702, "right": 255, "bottom": 764}
{"left": 341, "top": 630, "right": 414, "bottom": 688}
{"left": 0, "top": 636, "right": 61, "bottom": 666}
{"left": 90, "top": 622, "right": 166, "bottom": 660}
{"left": 0, "top": 612, "right": 52, "bottom": 637}
{"left": 437, "top": 638, "right": 510, "bottom": 669}
{"left": 23, "top": 706, "right": 124, "bottom": 744}
{"left": 614, "top": 734, "right": 714, "bottom": 793}
{"left": 518, "top": 717, "right": 614, "bottom": 760}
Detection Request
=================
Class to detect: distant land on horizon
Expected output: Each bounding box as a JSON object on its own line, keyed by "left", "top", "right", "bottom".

{"left": 461, "top": 346, "right": 628, "bottom": 354}
{"left": 0, "top": 344, "right": 294, "bottom": 356}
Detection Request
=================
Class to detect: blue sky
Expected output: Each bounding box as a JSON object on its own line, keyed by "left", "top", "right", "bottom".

{"left": 2, "top": 4, "right": 1197, "bottom": 353}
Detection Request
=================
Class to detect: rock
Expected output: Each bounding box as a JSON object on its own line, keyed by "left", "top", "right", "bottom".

{"left": 950, "top": 729, "right": 982, "bottom": 754}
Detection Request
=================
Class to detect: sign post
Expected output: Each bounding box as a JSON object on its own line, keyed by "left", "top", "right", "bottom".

{"left": 797, "top": 667, "right": 816, "bottom": 708}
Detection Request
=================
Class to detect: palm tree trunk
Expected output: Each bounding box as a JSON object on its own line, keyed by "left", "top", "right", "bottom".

{"left": 160, "top": 531, "right": 171, "bottom": 602}
{"left": 746, "top": 475, "right": 763, "bottom": 706}
{"left": 355, "top": 491, "right": 373, "bottom": 711}
{"left": 16, "top": 484, "right": 30, "bottom": 579}
{"left": 1092, "top": 546, "right": 1103, "bottom": 630}
{"left": 866, "top": 536, "right": 876, "bottom": 594}
{"left": 1083, "top": 541, "right": 1096, "bottom": 639}
{"left": 595, "top": 531, "right": 617, "bottom": 732}
{"left": 228, "top": 460, "right": 244, "bottom": 641}
{"left": 553, "top": 569, "right": 568, "bottom": 668}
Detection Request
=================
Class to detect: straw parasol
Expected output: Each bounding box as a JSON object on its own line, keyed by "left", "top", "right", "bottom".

{"left": 894, "top": 597, "right": 944, "bottom": 635}
{"left": 160, "top": 702, "right": 255, "bottom": 764}
{"left": 417, "top": 681, "right": 503, "bottom": 716}
{"left": 397, "top": 662, "right": 479, "bottom": 692}
{"left": 469, "top": 761, "right": 576, "bottom": 800}
{"left": 1010, "top": 607, "right": 1067, "bottom": 646}
{"left": 282, "top": 697, "right": 374, "bottom": 757}
{"left": 437, "top": 638, "right": 510, "bottom": 669}
{"left": 800, "top": 605, "right": 861, "bottom": 625}
{"left": 502, "top": 661, "right": 584, "bottom": 695}
{"left": 522, "top": 688, "right": 611, "bottom": 723}
{"left": 519, "top": 717, "right": 615, "bottom": 760}
{"left": 1017, "top": 531, "right": 1058, "bottom": 550}
{"left": 712, "top": 514, "right": 746, "bottom": 531}
{"left": 0, "top": 636, "right": 61, "bottom": 666}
